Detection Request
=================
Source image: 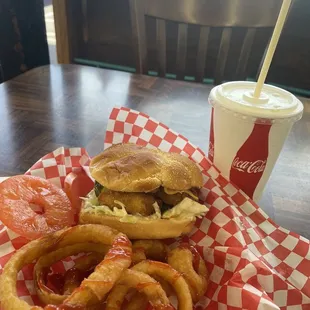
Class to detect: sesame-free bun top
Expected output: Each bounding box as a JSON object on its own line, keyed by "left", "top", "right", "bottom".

{"left": 90, "top": 143, "right": 203, "bottom": 192}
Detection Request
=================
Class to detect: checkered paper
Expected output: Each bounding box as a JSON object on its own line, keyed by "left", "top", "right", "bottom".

{"left": 0, "top": 107, "right": 310, "bottom": 309}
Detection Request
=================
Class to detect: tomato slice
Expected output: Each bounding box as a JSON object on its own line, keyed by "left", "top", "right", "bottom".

{"left": 64, "top": 170, "right": 94, "bottom": 217}
{"left": 0, "top": 175, "right": 75, "bottom": 240}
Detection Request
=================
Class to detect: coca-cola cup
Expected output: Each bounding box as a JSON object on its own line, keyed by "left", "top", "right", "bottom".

{"left": 208, "top": 81, "right": 303, "bottom": 202}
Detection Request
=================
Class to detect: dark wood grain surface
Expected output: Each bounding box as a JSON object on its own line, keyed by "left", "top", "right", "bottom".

{"left": 0, "top": 64, "right": 309, "bottom": 238}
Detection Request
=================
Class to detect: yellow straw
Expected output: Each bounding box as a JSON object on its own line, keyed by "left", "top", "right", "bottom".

{"left": 254, "top": 0, "right": 292, "bottom": 98}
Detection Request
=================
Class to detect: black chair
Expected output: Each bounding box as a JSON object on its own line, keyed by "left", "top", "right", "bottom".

{"left": 0, "top": 0, "right": 50, "bottom": 82}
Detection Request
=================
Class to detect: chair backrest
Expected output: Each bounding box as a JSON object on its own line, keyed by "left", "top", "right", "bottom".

{"left": 130, "top": 0, "right": 282, "bottom": 84}
{"left": 0, "top": 0, "right": 49, "bottom": 82}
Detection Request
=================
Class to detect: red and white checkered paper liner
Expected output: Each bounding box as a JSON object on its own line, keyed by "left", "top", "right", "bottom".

{"left": 0, "top": 107, "right": 310, "bottom": 310}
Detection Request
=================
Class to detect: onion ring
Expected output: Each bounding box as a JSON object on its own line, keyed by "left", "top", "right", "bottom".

{"left": 168, "top": 245, "right": 208, "bottom": 303}
{"left": 74, "top": 252, "right": 105, "bottom": 271}
{"left": 127, "top": 292, "right": 149, "bottom": 310}
{"left": 132, "top": 260, "right": 192, "bottom": 310}
{"left": 0, "top": 224, "right": 131, "bottom": 310}
{"left": 124, "top": 276, "right": 174, "bottom": 310}
{"left": 62, "top": 229, "right": 131, "bottom": 308}
{"left": 105, "top": 269, "right": 173, "bottom": 310}
{"left": 151, "top": 275, "right": 174, "bottom": 297}
{"left": 34, "top": 243, "right": 109, "bottom": 305}
{"left": 132, "top": 240, "right": 169, "bottom": 265}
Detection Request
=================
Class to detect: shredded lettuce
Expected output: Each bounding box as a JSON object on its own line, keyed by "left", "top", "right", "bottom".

{"left": 162, "top": 197, "right": 208, "bottom": 220}
{"left": 82, "top": 190, "right": 208, "bottom": 223}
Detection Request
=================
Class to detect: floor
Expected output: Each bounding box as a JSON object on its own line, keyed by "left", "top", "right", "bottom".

{"left": 44, "top": 1, "right": 57, "bottom": 64}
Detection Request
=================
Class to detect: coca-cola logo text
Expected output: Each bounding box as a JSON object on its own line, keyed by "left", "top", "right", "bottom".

{"left": 232, "top": 157, "right": 266, "bottom": 173}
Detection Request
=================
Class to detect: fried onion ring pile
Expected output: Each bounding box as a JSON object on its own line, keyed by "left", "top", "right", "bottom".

{"left": 132, "top": 260, "right": 193, "bottom": 310}
{"left": 105, "top": 269, "right": 173, "bottom": 310}
{"left": 0, "top": 225, "right": 208, "bottom": 310}
{"left": 34, "top": 243, "right": 109, "bottom": 305}
{"left": 0, "top": 225, "right": 131, "bottom": 309}
{"left": 168, "top": 244, "right": 208, "bottom": 303}
{"left": 105, "top": 240, "right": 208, "bottom": 310}
{"left": 132, "top": 239, "right": 169, "bottom": 265}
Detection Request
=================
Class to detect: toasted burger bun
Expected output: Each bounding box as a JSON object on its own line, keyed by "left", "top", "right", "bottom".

{"left": 90, "top": 143, "right": 203, "bottom": 193}
{"left": 79, "top": 202, "right": 195, "bottom": 239}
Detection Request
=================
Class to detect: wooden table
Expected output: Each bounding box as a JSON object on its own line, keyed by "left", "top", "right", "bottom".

{"left": 0, "top": 64, "right": 309, "bottom": 239}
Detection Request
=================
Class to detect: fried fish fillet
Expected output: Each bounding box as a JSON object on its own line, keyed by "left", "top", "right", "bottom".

{"left": 155, "top": 187, "right": 199, "bottom": 206}
{"left": 155, "top": 188, "right": 186, "bottom": 206}
{"left": 98, "top": 189, "right": 156, "bottom": 216}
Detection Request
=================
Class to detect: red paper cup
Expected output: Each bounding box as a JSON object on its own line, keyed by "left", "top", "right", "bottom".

{"left": 208, "top": 82, "right": 303, "bottom": 201}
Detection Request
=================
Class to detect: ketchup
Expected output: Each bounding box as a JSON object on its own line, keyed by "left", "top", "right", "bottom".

{"left": 39, "top": 268, "right": 64, "bottom": 295}
{"left": 63, "top": 267, "right": 92, "bottom": 294}
{"left": 47, "top": 273, "right": 65, "bottom": 294}
{"left": 179, "top": 243, "right": 201, "bottom": 272}
{"left": 45, "top": 305, "right": 84, "bottom": 310}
